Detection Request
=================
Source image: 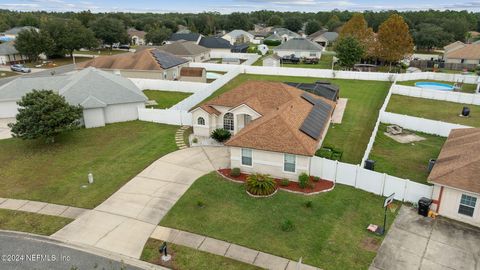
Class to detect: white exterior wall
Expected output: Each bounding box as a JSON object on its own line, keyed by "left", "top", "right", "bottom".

{"left": 192, "top": 109, "right": 213, "bottom": 137}
{"left": 230, "top": 147, "right": 310, "bottom": 180}
{"left": 83, "top": 108, "right": 106, "bottom": 128}
{"left": 0, "top": 100, "right": 19, "bottom": 118}
{"left": 104, "top": 102, "right": 145, "bottom": 124}
{"left": 435, "top": 185, "right": 480, "bottom": 227}
{"left": 274, "top": 50, "right": 322, "bottom": 59}
{"left": 445, "top": 58, "right": 480, "bottom": 65}
{"left": 263, "top": 58, "right": 280, "bottom": 67}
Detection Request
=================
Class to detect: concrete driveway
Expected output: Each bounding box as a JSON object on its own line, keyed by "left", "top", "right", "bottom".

{"left": 53, "top": 146, "right": 230, "bottom": 259}
{"left": 371, "top": 206, "right": 480, "bottom": 270}
{"left": 0, "top": 118, "right": 14, "bottom": 140}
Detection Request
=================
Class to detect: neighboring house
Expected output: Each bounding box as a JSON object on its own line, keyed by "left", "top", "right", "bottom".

{"left": 429, "top": 128, "right": 480, "bottom": 227}
{"left": 190, "top": 81, "right": 336, "bottom": 180}
{"left": 444, "top": 43, "right": 480, "bottom": 65}
{"left": 77, "top": 49, "right": 189, "bottom": 80}
{"left": 158, "top": 41, "right": 210, "bottom": 62}
{"left": 263, "top": 54, "right": 281, "bottom": 67}
{"left": 0, "top": 26, "right": 38, "bottom": 42}
{"left": 231, "top": 44, "right": 249, "bottom": 53}
{"left": 165, "top": 33, "right": 202, "bottom": 44}
{"left": 179, "top": 67, "right": 206, "bottom": 83}
{"left": 128, "top": 28, "right": 147, "bottom": 46}
{"left": 222, "top": 30, "right": 256, "bottom": 45}
{"left": 265, "top": 28, "right": 301, "bottom": 43}
{"left": 443, "top": 41, "right": 465, "bottom": 54}
{"left": 199, "top": 37, "right": 232, "bottom": 55}
{"left": 273, "top": 38, "right": 324, "bottom": 59}
{"left": 307, "top": 30, "right": 339, "bottom": 48}
{"left": 0, "top": 67, "right": 147, "bottom": 128}
{"left": 0, "top": 41, "right": 29, "bottom": 65}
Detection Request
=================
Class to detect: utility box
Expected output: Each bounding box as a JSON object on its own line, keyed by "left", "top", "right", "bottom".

{"left": 364, "top": 159, "right": 375, "bottom": 171}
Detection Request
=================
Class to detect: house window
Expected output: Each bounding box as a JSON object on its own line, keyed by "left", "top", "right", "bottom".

{"left": 241, "top": 148, "right": 252, "bottom": 166}
{"left": 197, "top": 117, "right": 205, "bottom": 125}
{"left": 284, "top": 154, "right": 296, "bottom": 172}
{"left": 223, "top": 113, "right": 234, "bottom": 131}
{"left": 309, "top": 52, "right": 317, "bottom": 57}
{"left": 458, "top": 194, "right": 477, "bottom": 217}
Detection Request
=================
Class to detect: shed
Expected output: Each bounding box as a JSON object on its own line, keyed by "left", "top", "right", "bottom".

{"left": 263, "top": 54, "right": 281, "bottom": 67}
{"left": 179, "top": 67, "right": 206, "bottom": 83}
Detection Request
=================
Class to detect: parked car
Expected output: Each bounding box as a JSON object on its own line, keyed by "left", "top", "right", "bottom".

{"left": 303, "top": 58, "right": 319, "bottom": 64}
{"left": 118, "top": 44, "right": 130, "bottom": 50}
{"left": 281, "top": 54, "right": 300, "bottom": 64}
{"left": 10, "top": 64, "right": 31, "bottom": 73}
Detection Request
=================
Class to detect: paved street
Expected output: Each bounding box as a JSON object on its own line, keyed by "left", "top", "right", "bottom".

{"left": 371, "top": 206, "right": 480, "bottom": 270}
{"left": 53, "top": 146, "right": 230, "bottom": 259}
{"left": 0, "top": 231, "right": 164, "bottom": 270}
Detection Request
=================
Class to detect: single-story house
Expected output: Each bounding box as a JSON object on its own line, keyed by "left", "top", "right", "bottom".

{"left": 0, "top": 41, "right": 29, "bottom": 65}
{"left": 265, "top": 28, "right": 301, "bottom": 43}
{"left": 285, "top": 81, "right": 340, "bottom": 101}
{"left": 77, "top": 49, "right": 189, "bottom": 80}
{"left": 444, "top": 44, "right": 480, "bottom": 65}
{"left": 262, "top": 54, "right": 281, "bottom": 67}
{"left": 307, "top": 30, "right": 339, "bottom": 48}
{"left": 190, "top": 81, "right": 336, "bottom": 180}
{"left": 158, "top": 41, "right": 210, "bottom": 62}
{"left": 231, "top": 43, "right": 249, "bottom": 53}
{"left": 0, "top": 26, "right": 38, "bottom": 42}
{"left": 222, "top": 30, "right": 256, "bottom": 45}
{"left": 128, "top": 28, "right": 147, "bottom": 46}
{"left": 429, "top": 128, "right": 480, "bottom": 227}
{"left": 0, "top": 67, "right": 147, "bottom": 128}
{"left": 179, "top": 67, "right": 206, "bottom": 83}
{"left": 444, "top": 41, "right": 465, "bottom": 53}
{"left": 165, "top": 33, "right": 202, "bottom": 45}
{"left": 199, "top": 36, "right": 232, "bottom": 55}
{"left": 273, "top": 38, "right": 324, "bottom": 59}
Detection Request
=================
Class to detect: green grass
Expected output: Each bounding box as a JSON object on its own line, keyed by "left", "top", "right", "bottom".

{"left": 397, "top": 80, "right": 477, "bottom": 93}
{"left": 24, "top": 57, "right": 90, "bottom": 68}
{"left": 199, "top": 74, "right": 390, "bottom": 164}
{"left": 160, "top": 172, "right": 398, "bottom": 270}
{"left": 387, "top": 95, "right": 480, "bottom": 127}
{"left": 0, "top": 209, "right": 72, "bottom": 235}
{"left": 368, "top": 123, "right": 446, "bottom": 184}
{"left": 141, "top": 239, "right": 261, "bottom": 270}
{"left": 0, "top": 71, "right": 19, "bottom": 78}
{"left": 143, "top": 90, "right": 192, "bottom": 109}
{"left": 0, "top": 121, "right": 178, "bottom": 208}
{"left": 73, "top": 49, "right": 129, "bottom": 55}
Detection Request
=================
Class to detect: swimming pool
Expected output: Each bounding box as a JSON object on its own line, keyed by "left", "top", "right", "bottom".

{"left": 206, "top": 72, "right": 223, "bottom": 80}
{"left": 414, "top": 82, "right": 454, "bottom": 91}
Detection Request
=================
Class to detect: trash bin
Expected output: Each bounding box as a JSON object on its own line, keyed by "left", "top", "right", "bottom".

{"left": 418, "top": 197, "right": 432, "bottom": 217}
{"left": 428, "top": 159, "right": 436, "bottom": 172}
{"left": 364, "top": 159, "right": 375, "bottom": 171}
{"left": 462, "top": 106, "right": 470, "bottom": 117}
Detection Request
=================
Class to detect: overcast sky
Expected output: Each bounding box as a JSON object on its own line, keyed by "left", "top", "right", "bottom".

{"left": 1, "top": 0, "right": 480, "bottom": 13}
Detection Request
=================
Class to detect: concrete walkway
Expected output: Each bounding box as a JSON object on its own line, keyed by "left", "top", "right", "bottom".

{"left": 0, "top": 198, "right": 89, "bottom": 219}
{"left": 175, "top": 125, "right": 189, "bottom": 150}
{"left": 151, "top": 226, "right": 320, "bottom": 270}
{"left": 52, "top": 146, "right": 230, "bottom": 259}
{"left": 0, "top": 118, "right": 14, "bottom": 140}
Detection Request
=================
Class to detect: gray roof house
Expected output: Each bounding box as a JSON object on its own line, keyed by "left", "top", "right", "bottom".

{"left": 1, "top": 26, "right": 38, "bottom": 37}
{"left": 166, "top": 33, "right": 202, "bottom": 44}
{"left": 308, "top": 30, "right": 339, "bottom": 47}
{"left": 273, "top": 38, "right": 324, "bottom": 58}
{"left": 0, "top": 41, "right": 29, "bottom": 65}
{"left": 265, "top": 28, "right": 301, "bottom": 43}
{"left": 0, "top": 67, "right": 147, "bottom": 128}
{"left": 157, "top": 41, "right": 211, "bottom": 62}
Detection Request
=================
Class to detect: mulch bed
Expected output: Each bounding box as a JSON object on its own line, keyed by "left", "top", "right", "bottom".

{"left": 218, "top": 169, "right": 334, "bottom": 195}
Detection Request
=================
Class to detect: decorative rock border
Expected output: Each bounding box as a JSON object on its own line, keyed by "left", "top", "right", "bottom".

{"left": 245, "top": 188, "right": 278, "bottom": 198}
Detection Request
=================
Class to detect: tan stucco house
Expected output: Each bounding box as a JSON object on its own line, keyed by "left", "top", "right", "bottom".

{"left": 444, "top": 43, "right": 480, "bottom": 65}
{"left": 429, "top": 128, "right": 480, "bottom": 227}
{"left": 190, "top": 81, "right": 336, "bottom": 180}
{"left": 273, "top": 38, "right": 324, "bottom": 59}
{"left": 158, "top": 41, "right": 210, "bottom": 62}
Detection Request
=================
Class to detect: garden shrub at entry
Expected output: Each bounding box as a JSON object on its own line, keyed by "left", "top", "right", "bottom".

{"left": 211, "top": 128, "right": 232, "bottom": 142}
{"left": 245, "top": 173, "right": 277, "bottom": 196}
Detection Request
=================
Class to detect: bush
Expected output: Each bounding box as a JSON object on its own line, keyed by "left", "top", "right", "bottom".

{"left": 246, "top": 173, "right": 277, "bottom": 196}
{"left": 211, "top": 128, "right": 231, "bottom": 142}
{"left": 298, "top": 172, "right": 309, "bottom": 189}
{"left": 312, "top": 176, "right": 320, "bottom": 182}
{"left": 304, "top": 201, "right": 313, "bottom": 208}
{"left": 192, "top": 137, "right": 198, "bottom": 143}
{"left": 263, "top": 39, "right": 281, "bottom": 46}
{"left": 197, "top": 200, "right": 205, "bottom": 208}
{"left": 280, "top": 178, "right": 290, "bottom": 186}
{"left": 230, "top": 168, "right": 241, "bottom": 177}
{"left": 281, "top": 219, "right": 295, "bottom": 232}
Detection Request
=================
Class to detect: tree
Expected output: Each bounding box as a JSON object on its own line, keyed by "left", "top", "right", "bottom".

{"left": 225, "top": 12, "right": 252, "bottom": 31}
{"left": 305, "top": 20, "right": 321, "bottom": 35}
{"left": 14, "top": 29, "right": 53, "bottom": 62}
{"left": 145, "top": 27, "right": 172, "bottom": 45}
{"left": 90, "top": 17, "right": 128, "bottom": 47}
{"left": 268, "top": 15, "right": 283, "bottom": 26}
{"left": 339, "top": 13, "right": 376, "bottom": 58}
{"left": 377, "top": 14, "right": 414, "bottom": 64}
{"left": 335, "top": 36, "right": 364, "bottom": 69}
{"left": 413, "top": 24, "right": 453, "bottom": 50}
{"left": 326, "top": 15, "right": 342, "bottom": 31}
{"left": 283, "top": 17, "right": 302, "bottom": 32}
{"left": 9, "top": 90, "right": 83, "bottom": 143}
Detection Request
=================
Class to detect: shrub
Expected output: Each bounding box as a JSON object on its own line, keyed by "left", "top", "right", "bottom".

{"left": 192, "top": 137, "right": 198, "bottom": 143}
{"left": 298, "top": 172, "right": 309, "bottom": 189}
{"left": 230, "top": 167, "right": 241, "bottom": 177}
{"left": 246, "top": 173, "right": 277, "bottom": 196}
{"left": 263, "top": 39, "right": 281, "bottom": 46}
{"left": 281, "top": 219, "right": 295, "bottom": 232}
{"left": 210, "top": 128, "right": 231, "bottom": 142}
{"left": 312, "top": 176, "right": 320, "bottom": 182}
{"left": 280, "top": 178, "right": 290, "bottom": 187}
{"left": 197, "top": 200, "right": 205, "bottom": 208}
{"left": 304, "top": 201, "right": 313, "bottom": 208}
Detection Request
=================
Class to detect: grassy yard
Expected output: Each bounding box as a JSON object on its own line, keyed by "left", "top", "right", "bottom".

{"left": 368, "top": 124, "right": 446, "bottom": 184}
{"left": 141, "top": 239, "right": 261, "bottom": 270}
{"left": 143, "top": 90, "right": 192, "bottom": 109}
{"left": 397, "top": 80, "right": 477, "bottom": 93}
{"left": 160, "top": 172, "right": 397, "bottom": 270}
{"left": 24, "top": 57, "right": 90, "bottom": 68}
{"left": 0, "top": 121, "right": 178, "bottom": 209}
{"left": 200, "top": 74, "right": 390, "bottom": 164}
{"left": 73, "top": 49, "right": 129, "bottom": 55}
{"left": 387, "top": 95, "right": 480, "bottom": 127}
{"left": 0, "top": 71, "right": 19, "bottom": 78}
{"left": 0, "top": 209, "right": 72, "bottom": 235}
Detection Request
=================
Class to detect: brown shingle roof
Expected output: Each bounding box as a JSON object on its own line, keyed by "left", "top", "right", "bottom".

{"left": 200, "top": 81, "right": 335, "bottom": 156}
{"left": 428, "top": 128, "right": 480, "bottom": 194}
{"left": 159, "top": 41, "right": 210, "bottom": 56}
{"left": 180, "top": 67, "right": 204, "bottom": 77}
{"left": 445, "top": 44, "right": 480, "bottom": 60}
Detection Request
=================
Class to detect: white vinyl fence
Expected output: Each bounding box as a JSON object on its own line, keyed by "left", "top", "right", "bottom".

{"left": 392, "top": 85, "right": 480, "bottom": 105}
{"left": 310, "top": 156, "right": 433, "bottom": 203}
{"left": 138, "top": 108, "right": 192, "bottom": 126}
{"left": 130, "top": 78, "right": 208, "bottom": 93}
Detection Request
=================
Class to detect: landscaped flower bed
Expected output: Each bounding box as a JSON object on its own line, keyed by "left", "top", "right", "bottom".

{"left": 218, "top": 169, "right": 334, "bottom": 195}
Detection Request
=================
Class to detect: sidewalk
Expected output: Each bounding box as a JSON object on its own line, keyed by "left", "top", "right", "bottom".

{"left": 151, "top": 226, "right": 321, "bottom": 270}
{"left": 0, "top": 198, "right": 89, "bottom": 219}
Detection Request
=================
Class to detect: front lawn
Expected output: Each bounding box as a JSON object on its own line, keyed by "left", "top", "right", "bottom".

{"left": 141, "top": 239, "right": 261, "bottom": 270}
{"left": 143, "top": 90, "right": 192, "bottom": 109}
{"left": 0, "top": 71, "right": 19, "bottom": 78}
{"left": 283, "top": 54, "right": 334, "bottom": 69}
{"left": 160, "top": 172, "right": 397, "bottom": 270}
{"left": 0, "top": 121, "right": 178, "bottom": 208}
{"left": 200, "top": 74, "right": 390, "bottom": 164}
{"left": 0, "top": 209, "right": 72, "bottom": 235}
{"left": 368, "top": 123, "right": 446, "bottom": 184}
{"left": 73, "top": 49, "right": 129, "bottom": 56}
{"left": 387, "top": 95, "right": 480, "bottom": 127}
{"left": 397, "top": 80, "right": 477, "bottom": 93}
